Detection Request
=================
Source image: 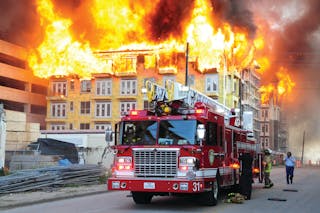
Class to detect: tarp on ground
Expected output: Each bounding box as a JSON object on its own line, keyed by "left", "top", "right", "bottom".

{"left": 35, "top": 138, "right": 79, "bottom": 164}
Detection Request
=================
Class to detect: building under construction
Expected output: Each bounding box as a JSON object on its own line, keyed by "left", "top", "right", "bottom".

{"left": 0, "top": 39, "right": 48, "bottom": 128}
{"left": 0, "top": 39, "right": 48, "bottom": 168}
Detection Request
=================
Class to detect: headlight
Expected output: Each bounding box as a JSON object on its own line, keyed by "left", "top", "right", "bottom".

{"left": 116, "top": 156, "right": 132, "bottom": 170}
{"left": 179, "top": 157, "right": 196, "bottom": 165}
{"left": 179, "top": 157, "right": 196, "bottom": 171}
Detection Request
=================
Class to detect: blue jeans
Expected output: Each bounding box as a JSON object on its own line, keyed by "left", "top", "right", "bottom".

{"left": 286, "top": 166, "right": 294, "bottom": 184}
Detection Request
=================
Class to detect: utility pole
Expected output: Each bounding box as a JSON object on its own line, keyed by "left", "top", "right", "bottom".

{"left": 301, "top": 130, "right": 305, "bottom": 165}
{"left": 185, "top": 42, "right": 189, "bottom": 86}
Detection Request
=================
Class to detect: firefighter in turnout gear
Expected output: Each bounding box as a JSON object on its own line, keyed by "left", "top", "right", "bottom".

{"left": 224, "top": 193, "right": 246, "bottom": 204}
{"left": 263, "top": 149, "right": 274, "bottom": 188}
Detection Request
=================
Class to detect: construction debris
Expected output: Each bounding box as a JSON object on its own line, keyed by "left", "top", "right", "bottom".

{"left": 0, "top": 164, "right": 107, "bottom": 194}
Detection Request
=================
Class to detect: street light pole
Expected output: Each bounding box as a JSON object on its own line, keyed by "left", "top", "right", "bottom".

{"left": 301, "top": 130, "right": 305, "bottom": 165}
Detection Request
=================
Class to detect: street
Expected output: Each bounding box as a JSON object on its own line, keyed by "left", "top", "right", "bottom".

{"left": 2, "top": 166, "right": 320, "bottom": 213}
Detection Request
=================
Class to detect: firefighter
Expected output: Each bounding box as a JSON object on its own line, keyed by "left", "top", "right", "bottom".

{"left": 263, "top": 149, "right": 274, "bottom": 188}
{"left": 239, "top": 152, "right": 253, "bottom": 199}
{"left": 124, "top": 126, "right": 137, "bottom": 144}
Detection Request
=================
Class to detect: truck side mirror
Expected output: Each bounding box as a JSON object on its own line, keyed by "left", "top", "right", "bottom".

{"left": 197, "top": 124, "right": 205, "bottom": 140}
{"left": 105, "top": 129, "right": 113, "bottom": 143}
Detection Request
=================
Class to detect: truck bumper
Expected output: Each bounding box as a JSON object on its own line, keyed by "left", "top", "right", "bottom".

{"left": 108, "top": 177, "right": 207, "bottom": 193}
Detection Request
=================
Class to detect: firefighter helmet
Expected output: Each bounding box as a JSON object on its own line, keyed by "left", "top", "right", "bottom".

{"left": 264, "top": 148, "right": 272, "bottom": 155}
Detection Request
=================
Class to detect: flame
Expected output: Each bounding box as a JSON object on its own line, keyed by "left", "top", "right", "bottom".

{"left": 29, "top": 0, "right": 264, "bottom": 78}
{"left": 90, "top": 0, "right": 155, "bottom": 49}
{"left": 186, "top": 0, "right": 231, "bottom": 71}
{"left": 28, "top": 0, "right": 296, "bottom": 107}
{"left": 28, "top": 0, "right": 112, "bottom": 79}
{"left": 259, "top": 67, "right": 295, "bottom": 104}
{"left": 276, "top": 67, "right": 295, "bottom": 96}
{"left": 259, "top": 84, "right": 275, "bottom": 104}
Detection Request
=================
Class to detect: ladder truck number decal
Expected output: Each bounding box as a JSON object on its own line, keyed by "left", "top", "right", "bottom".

{"left": 192, "top": 182, "right": 201, "bottom": 192}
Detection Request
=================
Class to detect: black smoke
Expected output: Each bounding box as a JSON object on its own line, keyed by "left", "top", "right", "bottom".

{"left": 0, "top": 0, "right": 41, "bottom": 47}
{"left": 211, "top": 0, "right": 257, "bottom": 38}
{"left": 146, "top": 0, "right": 195, "bottom": 41}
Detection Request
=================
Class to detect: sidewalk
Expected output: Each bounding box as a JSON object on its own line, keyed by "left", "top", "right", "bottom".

{"left": 0, "top": 184, "right": 108, "bottom": 209}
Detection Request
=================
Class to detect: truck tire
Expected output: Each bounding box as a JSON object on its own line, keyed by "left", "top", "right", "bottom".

{"left": 200, "top": 177, "right": 220, "bottom": 206}
{"left": 131, "top": 192, "right": 153, "bottom": 204}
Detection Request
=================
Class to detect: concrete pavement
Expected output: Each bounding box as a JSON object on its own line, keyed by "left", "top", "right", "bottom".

{"left": 0, "top": 184, "right": 108, "bottom": 209}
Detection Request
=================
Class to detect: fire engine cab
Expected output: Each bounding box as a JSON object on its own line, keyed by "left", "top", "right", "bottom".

{"left": 106, "top": 96, "right": 261, "bottom": 205}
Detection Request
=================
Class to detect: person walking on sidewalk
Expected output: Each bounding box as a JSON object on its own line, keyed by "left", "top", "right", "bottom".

{"left": 284, "top": 151, "right": 295, "bottom": 184}
{"left": 263, "top": 149, "right": 273, "bottom": 188}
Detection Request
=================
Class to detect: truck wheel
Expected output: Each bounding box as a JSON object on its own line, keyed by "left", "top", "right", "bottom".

{"left": 200, "top": 178, "right": 220, "bottom": 206}
{"left": 131, "top": 192, "right": 153, "bottom": 204}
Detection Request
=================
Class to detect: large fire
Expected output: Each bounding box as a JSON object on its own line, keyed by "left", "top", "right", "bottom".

{"left": 259, "top": 67, "right": 296, "bottom": 104}
{"left": 28, "top": 0, "right": 112, "bottom": 79}
{"left": 28, "top": 0, "right": 295, "bottom": 102}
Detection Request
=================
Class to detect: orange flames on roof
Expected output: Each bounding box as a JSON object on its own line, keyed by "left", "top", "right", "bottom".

{"left": 27, "top": 0, "right": 295, "bottom": 103}
{"left": 259, "top": 67, "right": 295, "bottom": 104}
{"left": 28, "top": 0, "right": 112, "bottom": 79}
{"left": 28, "top": 0, "right": 260, "bottom": 78}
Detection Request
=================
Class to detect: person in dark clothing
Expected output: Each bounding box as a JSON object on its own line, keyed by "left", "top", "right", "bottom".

{"left": 239, "top": 153, "right": 253, "bottom": 200}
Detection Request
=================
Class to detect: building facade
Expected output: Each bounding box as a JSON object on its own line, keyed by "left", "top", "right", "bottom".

{"left": 260, "top": 101, "right": 281, "bottom": 151}
{"left": 0, "top": 39, "right": 48, "bottom": 128}
{"left": 45, "top": 49, "right": 244, "bottom": 132}
{"left": 240, "top": 68, "right": 261, "bottom": 144}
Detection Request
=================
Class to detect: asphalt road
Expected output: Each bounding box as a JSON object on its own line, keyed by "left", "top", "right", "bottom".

{"left": 2, "top": 166, "right": 320, "bottom": 213}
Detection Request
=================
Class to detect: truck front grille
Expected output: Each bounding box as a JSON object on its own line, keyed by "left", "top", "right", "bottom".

{"left": 134, "top": 149, "right": 178, "bottom": 178}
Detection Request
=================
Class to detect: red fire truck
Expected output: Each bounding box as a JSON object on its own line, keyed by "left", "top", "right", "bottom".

{"left": 106, "top": 97, "right": 262, "bottom": 205}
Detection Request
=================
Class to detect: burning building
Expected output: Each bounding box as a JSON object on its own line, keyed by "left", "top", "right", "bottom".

{"left": 5, "top": 0, "right": 318, "bottom": 161}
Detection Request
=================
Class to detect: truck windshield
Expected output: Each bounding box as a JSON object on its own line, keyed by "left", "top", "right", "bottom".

{"left": 159, "top": 120, "right": 198, "bottom": 145}
{"left": 121, "top": 121, "right": 157, "bottom": 145}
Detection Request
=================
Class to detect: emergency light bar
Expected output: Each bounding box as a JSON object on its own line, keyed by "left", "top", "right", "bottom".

{"left": 128, "top": 110, "right": 148, "bottom": 116}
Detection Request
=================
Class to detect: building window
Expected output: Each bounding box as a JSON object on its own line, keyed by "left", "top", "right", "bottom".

{"left": 265, "top": 138, "right": 269, "bottom": 147}
{"left": 120, "top": 79, "right": 137, "bottom": 95}
{"left": 96, "top": 79, "right": 112, "bottom": 96}
{"left": 162, "top": 75, "right": 175, "bottom": 86}
{"left": 81, "top": 80, "right": 91, "bottom": 93}
{"left": 52, "top": 81, "right": 67, "bottom": 96}
{"left": 261, "top": 124, "right": 269, "bottom": 133}
{"left": 95, "top": 123, "right": 111, "bottom": 130}
{"left": 262, "top": 109, "right": 268, "bottom": 119}
{"left": 119, "top": 57, "right": 137, "bottom": 73}
{"left": 69, "top": 123, "right": 73, "bottom": 130}
{"left": 233, "top": 79, "right": 238, "bottom": 94}
{"left": 120, "top": 101, "right": 136, "bottom": 116}
{"left": 80, "top": 123, "right": 90, "bottom": 130}
{"left": 80, "top": 101, "right": 90, "bottom": 114}
{"left": 70, "top": 80, "right": 75, "bottom": 90}
{"left": 51, "top": 124, "right": 66, "bottom": 130}
{"left": 188, "top": 75, "right": 195, "bottom": 86}
{"left": 205, "top": 74, "right": 218, "bottom": 93}
{"left": 51, "top": 103, "right": 66, "bottom": 118}
{"left": 70, "top": 101, "right": 73, "bottom": 111}
{"left": 95, "top": 101, "right": 111, "bottom": 118}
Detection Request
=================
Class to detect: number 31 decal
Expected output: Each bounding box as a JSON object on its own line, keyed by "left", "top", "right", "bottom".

{"left": 192, "top": 182, "right": 201, "bottom": 192}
